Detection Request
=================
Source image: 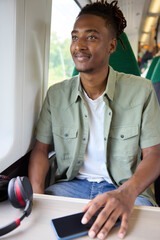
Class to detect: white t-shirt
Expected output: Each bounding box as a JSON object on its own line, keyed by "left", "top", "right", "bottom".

{"left": 77, "top": 90, "right": 112, "bottom": 183}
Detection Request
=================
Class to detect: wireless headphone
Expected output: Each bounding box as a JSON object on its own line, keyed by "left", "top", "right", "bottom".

{"left": 0, "top": 175, "right": 33, "bottom": 236}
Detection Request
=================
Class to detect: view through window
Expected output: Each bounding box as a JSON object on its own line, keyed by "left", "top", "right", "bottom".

{"left": 48, "top": 0, "right": 80, "bottom": 88}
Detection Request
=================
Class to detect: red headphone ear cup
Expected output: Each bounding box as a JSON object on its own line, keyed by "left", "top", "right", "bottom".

{"left": 8, "top": 176, "right": 33, "bottom": 209}
{"left": 8, "top": 177, "right": 26, "bottom": 208}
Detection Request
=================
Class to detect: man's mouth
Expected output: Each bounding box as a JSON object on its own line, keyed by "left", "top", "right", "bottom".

{"left": 73, "top": 53, "right": 91, "bottom": 62}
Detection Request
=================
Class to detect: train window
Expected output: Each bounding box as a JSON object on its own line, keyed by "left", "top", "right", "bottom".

{"left": 48, "top": 0, "right": 80, "bottom": 88}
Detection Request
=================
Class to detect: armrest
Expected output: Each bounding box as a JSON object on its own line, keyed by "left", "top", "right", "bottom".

{"left": 45, "top": 151, "right": 57, "bottom": 188}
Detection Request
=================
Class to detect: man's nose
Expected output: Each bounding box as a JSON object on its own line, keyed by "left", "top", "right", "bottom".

{"left": 75, "top": 39, "right": 87, "bottom": 51}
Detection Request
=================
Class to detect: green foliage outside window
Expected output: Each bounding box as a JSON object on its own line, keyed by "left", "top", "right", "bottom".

{"left": 48, "top": 32, "right": 74, "bottom": 88}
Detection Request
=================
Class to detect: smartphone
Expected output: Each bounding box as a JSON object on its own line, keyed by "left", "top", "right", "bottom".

{"left": 51, "top": 209, "right": 121, "bottom": 240}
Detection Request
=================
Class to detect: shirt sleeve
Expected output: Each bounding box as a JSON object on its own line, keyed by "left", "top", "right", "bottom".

{"left": 140, "top": 82, "right": 160, "bottom": 149}
{"left": 36, "top": 90, "right": 53, "bottom": 144}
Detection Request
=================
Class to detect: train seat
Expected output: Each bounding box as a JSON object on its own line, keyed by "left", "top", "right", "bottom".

{"left": 109, "top": 32, "right": 140, "bottom": 76}
{"left": 150, "top": 58, "right": 160, "bottom": 206}
{"left": 151, "top": 57, "right": 160, "bottom": 104}
{"left": 146, "top": 55, "right": 160, "bottom": 80}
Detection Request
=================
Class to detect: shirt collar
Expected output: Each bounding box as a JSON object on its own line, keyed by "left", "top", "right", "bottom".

{"left": 71, "top": 74, "right": 83, "bottom": 103}
{"left": 104, "top": 66, "right": 117, "bottom": 101}
{"left": 72, "top": 66, "right": 117, "bottom": 103}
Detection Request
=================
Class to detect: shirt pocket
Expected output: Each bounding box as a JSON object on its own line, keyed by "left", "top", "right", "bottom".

{"left": 52, "top": 126, "right": 78, "bottom": 139}
{"left": 52, "top": 126, "right": 78, "bottom": 162}
{"left": 108, "top": 126, "right": 139, "bottom": 157}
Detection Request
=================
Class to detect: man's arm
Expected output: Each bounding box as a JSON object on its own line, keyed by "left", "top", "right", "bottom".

{"left": 28, "top": 140, "right": 50, "bottom": 194}
{"left": 81, "top": 144, "right": 160, "bottom": 240}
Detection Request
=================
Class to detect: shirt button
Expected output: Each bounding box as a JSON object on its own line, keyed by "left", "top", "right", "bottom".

{"left": 109, "top": 112, "right": 111, "bottom": 116}
{"left": 83, "top": 138, "right": 86, "bottom": 141}
{"left": 85, "top": 115, "right": 87, "bottom": 118}
{"left": 104, "top": 137, "right": 107, "bottom": 141}
{"left": 64, "top": 133, "right": 68, "bottom": 137}
{"left": 120, "top": 135, "right": 124, "bottom": 138}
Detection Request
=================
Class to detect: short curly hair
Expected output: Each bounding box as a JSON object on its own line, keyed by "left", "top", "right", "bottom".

{"left": 77, "top": 0, "right": 127, "bottom": 39}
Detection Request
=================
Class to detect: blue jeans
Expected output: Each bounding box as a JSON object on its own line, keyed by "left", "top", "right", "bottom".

{"left": 45, "top": 179, "right": 153, "bottom": 206}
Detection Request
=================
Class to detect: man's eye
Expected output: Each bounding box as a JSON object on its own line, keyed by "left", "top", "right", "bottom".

{"left": 87, "top": 36, "right": 97, "bottom": 40}
{"left": 72, "top": 35, "right": 78, "bottom": 40}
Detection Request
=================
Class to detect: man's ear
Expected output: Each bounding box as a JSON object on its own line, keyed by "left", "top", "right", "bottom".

{"left": 109, "top": 38, "right": 117, "bottom": 54}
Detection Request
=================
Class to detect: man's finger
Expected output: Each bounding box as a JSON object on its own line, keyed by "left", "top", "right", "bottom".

{"left": 118, "top": 213, "right": 129, "bottom": 239}
{"left": 96, "top": 209, "right": 121, "bottom": 240}
{"left": 82, "top": 200, "right": 103, "bottom": 224}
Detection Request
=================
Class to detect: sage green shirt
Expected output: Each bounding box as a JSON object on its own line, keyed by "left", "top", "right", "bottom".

{"left": 36, "top": 66, "right": 160, "bottom": 206}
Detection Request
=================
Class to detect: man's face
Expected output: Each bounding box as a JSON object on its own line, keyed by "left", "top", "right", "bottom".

{"left": 70, "top": 14, "right": 116, "bottom": 74}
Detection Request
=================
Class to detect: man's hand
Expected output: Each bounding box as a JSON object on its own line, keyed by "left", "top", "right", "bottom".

{"left": 81, "top": 144, "right": 160, "bottom": 239}
{"left": 81, "top": 188, "right": 136, "bottom": 239}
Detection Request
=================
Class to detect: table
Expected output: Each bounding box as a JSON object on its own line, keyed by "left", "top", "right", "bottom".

{"left": 0, "top": 194, "right": 160, "bottom": 239}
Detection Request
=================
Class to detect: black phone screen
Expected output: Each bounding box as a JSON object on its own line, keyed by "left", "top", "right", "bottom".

{"left": 51, "top": 209, "right": 121, "bottom": 239}
{"left": 51, "top": 212, "right": 93, "bottom": 239}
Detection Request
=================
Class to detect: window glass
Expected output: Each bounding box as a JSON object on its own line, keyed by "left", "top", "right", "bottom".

{"left": 48, "top": 0, "right": 80, "bottom": 88}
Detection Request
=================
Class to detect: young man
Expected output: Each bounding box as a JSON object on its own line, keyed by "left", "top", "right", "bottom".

{"left": 29, "top": 1, "right": 160, "bottom": 239}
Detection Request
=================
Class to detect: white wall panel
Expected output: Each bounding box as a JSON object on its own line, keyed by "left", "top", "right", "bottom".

{"left": 0, "top": 0, "right": 52, "bottom": 172}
